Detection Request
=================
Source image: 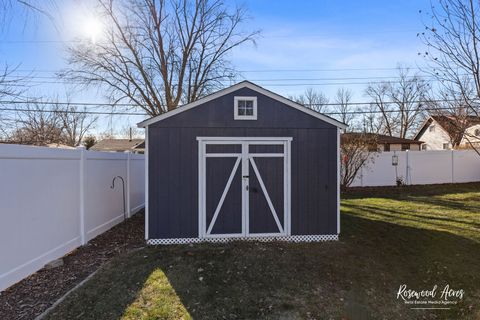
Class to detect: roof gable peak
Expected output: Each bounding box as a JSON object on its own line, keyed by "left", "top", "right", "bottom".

{"left": 137, "top": 81, "right": 347, "bottom": 129}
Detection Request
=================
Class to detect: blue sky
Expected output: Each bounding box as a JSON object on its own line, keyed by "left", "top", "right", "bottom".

{"left": 0, "top": 0, "right": 432, "bottom": 133}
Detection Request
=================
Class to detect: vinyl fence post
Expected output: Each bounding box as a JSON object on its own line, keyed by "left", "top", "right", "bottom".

{"left": 78, "top": 146, "right": 86, "bottom": 245}
{"left": 360, "top": 165, "right": 364, "bottom": 187}
{"left": 451, "top": 149, "right": 455, "bottom": 183}
{"left": 405, "top": 150, "right": 410, "bottom": 185}
{"left": 125, "top": 151, "right": 132, "bottom": 218}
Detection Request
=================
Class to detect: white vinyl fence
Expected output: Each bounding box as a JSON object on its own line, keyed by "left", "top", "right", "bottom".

{"left": 0, "top": 144, "right": 145, "bottom": 291}
{"left": 351, "top": 150, "right": 480, "bottom": 187}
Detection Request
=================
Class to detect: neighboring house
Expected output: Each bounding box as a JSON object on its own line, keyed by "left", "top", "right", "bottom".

{"left": 90, "top": 138, "right": 145, "bottom": 153}
{"left": 414, "top": 115, "right": 480, "bottom": 150}
{"left": 341, "top": 133, "right": 423, "bottom": 151}
{"left": 137, "top": 81, "right": 347, "bottom": 244}
{"left": 45, "top": 143, "right": 76, "bottom": 149}
{"left": 0, "top": 142, "right": 75, "bottom": 149}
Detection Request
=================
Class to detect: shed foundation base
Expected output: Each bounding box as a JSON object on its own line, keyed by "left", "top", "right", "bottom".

{"left": 147, "top": 234, "right": 338, "bottom": 245}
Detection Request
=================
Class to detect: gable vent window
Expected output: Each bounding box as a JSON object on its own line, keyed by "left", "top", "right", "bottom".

{"left": 234, "top": 96, "right": 257, "bottom": 120}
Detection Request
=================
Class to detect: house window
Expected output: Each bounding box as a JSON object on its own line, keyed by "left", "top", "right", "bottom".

{"left": 429, "top": 125, "right": 435, "bottom": 132}
{"left": 384, "top": 143, "right": 390, "bottom": 151}
{"left": 401, "top": 144, "right": 410, "bottom": 151}
{"left": 443, "top": 143, "right": 450, "bottom": 150}
{"left": 234, "top": 96, "right": 257, "bottom": 120}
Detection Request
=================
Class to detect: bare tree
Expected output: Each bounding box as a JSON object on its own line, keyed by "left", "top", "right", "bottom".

{"left": 364, "top": 82, "right": 396, "bottom": 136}
{"left": 290, "top": 88, "right": 329, "bottom": 113}
{"left": 340, "top": 133, "right": 378, "bottom": 189}
{"left": 419, "top": 0, "right": 480, "bottom": 154}
{"left": 0, "top": 66, "right": 26, "bottom": 140}
{"left": 3, "top": 102, "right": 97, "bottom": 146}
{"left": 365, "top": 67, "right": 429, "bottom": 138}
{"left": 0, "top": 64, "right": 26, "bottom": 99}
{"left": 361, "top": 103, "right": 384, "bottom": 134}
{"left": 64, "top": 0, "right": 259, "bottom": 116}
{"left": 333, "top": 87, "right": 355, "bottom": 129}
{"left": 6, "top": 103, "right": 64, "bottom": 145}
{"left": 58, "top": 106, "right": 98, "bottom": 147}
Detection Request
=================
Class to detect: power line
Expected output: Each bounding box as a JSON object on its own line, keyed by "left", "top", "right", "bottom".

{"left": 0, "top": 100, "right": 137, "bottom": 107}
{"left": 0, "top": 105, "right": 466, "bottom": 116}
{"left": 0, "top": 98, "right": 466, "bottom": 107}
{"left": 238, "top": 67, "right": 424, "bottom": 73}
{"left": 1, "top": 78, "right": 454, "bottom": 89}
{"left": 2, "top": 74, "right": 447, "bottom": 81}
{"left": 0, "top": 101, "right": 472, "bottom": 117}
{"left": 0, "top": 40, "right": 82, "bottom": 44}
{"left": 325, "top": 106, "right": 464, "bottom": 115}
{"left": 0, "top": 107, "right": 146, "bottom": 116}
{"left": 9, "top": 66, "right": 426, "bottom": 74}
{"left": 0, "top": 29, "right": 420, "bottom": 45}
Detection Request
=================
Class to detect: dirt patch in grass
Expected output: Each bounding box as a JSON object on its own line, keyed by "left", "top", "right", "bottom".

{"left": 0, "top": 211, "right": 145, "bottom": 320}
{"left": 44, "top": 184, "right": 480, "bottom": 320}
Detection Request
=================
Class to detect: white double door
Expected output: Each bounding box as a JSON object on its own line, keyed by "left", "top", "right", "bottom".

{"left": 198, "top": 137, "right": 291, "bottom": 238}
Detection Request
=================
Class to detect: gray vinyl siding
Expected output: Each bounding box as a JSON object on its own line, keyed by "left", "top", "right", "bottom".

{"left": 148, "top": 87, "right": 338, "bottom": 239}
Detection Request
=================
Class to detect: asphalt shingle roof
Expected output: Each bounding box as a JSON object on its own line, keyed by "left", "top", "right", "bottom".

{"left": 90, "top": 139, "right": 144, "bottom": 152}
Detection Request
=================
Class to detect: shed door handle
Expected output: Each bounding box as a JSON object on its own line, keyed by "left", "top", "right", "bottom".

{"left": 243, "top": 175, "right": 249, "bottom": 178}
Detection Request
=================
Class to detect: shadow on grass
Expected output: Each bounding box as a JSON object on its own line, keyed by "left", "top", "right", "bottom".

{"left": 342, "top": 202, "right": 480, "bottom": 236}
{"left": 44, "top": 213, "right": 480, "bottom": 320}
{"left": 343, "top": 182, "right": 480, "bottom": 200}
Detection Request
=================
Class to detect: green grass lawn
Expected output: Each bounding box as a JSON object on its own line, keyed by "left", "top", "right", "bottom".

{"left": 45, "top": 183, "right": 480, "bottom": 320}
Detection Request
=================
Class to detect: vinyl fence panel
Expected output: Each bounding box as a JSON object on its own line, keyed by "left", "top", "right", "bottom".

{"left": 351, "top": 150, "right": 480, "bottom": 187}
{"left": 453, "top": 150, "right": 480, "bottom": 183}
{"left": 0, "top": 144, "right": 145, "bottom": 291}
{"left": 84, "top": 151, "right": 129, "bottom": 242}
{"left": 408, "top": 151, "right": 452, "bottom": 185}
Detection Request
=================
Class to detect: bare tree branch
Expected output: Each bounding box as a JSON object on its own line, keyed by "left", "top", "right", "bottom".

{"left": 333, "top": 87, "right": 355, "bottom": 130}
{"left": 419, "top": 0, "right": 480, "bottom": 155}
{"left": 1, "top": 100, "right": 97, "bottom": 147}
{"left": 290, "top": 88, "right": 329, "bottom": 113}
{"left": 63, "top": 0, "right": 259, "bottom": 116}
{"left": 365, "top": 66, "right": 429, "bottom": 138}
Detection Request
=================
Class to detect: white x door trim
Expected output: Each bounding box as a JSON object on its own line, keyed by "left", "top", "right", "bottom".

{"left": 198, "top": 137, "right": 292, "bottom": 239}
{"left": 249, "top": 157, "right": 284, "bottom": 234}
{"left": 205, "top": 156, "right": 241, "bottom": 235}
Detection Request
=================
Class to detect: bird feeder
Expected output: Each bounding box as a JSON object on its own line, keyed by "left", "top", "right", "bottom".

{"left": 392, "top": 154, "right": 399, "bottom": 166}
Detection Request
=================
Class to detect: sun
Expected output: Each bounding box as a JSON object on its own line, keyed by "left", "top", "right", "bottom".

{"left": 84, "top": 15, "right": 103, "bottom": 43}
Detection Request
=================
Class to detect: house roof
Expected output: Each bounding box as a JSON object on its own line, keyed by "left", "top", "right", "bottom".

{"left": 45, "top": 143, "right": 76, "bottom": 149}
{"left": 342, "top": 133, "right": 423, "bottom": 145}
{"left": 413, "top": 115, "right": 480, "bottom": 143}
{"left": 137, "top": 81, "right": 348, "bottom": 129}
{"left": 90, "top": 139, "right": 144, "bottom": 152}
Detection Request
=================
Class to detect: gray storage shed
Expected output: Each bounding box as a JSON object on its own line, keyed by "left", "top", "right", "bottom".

{"left": 138, "top": 81, "right": 347, "bottom": 244}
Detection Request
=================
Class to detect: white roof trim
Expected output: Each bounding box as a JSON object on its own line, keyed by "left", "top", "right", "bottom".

{"left": 413, "top": 116, "right": 434, "bottom": 140}
{"left": 137, "top": 81, "right": 348, "bottom": 129}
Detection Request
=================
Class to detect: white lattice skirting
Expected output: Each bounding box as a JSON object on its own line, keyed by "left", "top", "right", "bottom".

{"left": 147, "top": 234, "right": 338, "bottom": 245}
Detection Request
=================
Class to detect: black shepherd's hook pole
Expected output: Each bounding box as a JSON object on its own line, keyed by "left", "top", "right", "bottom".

{"left": 111, "top": 176, "right": 127, "bottom": 247}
